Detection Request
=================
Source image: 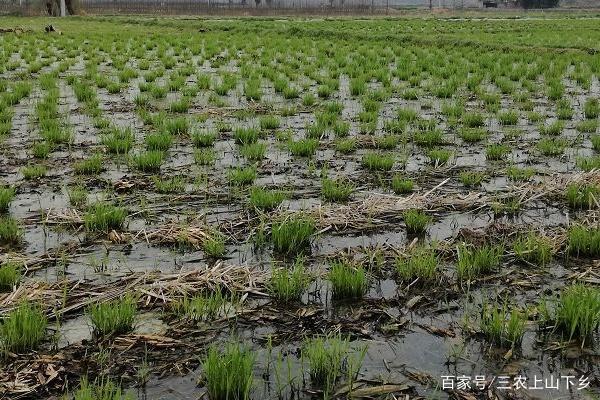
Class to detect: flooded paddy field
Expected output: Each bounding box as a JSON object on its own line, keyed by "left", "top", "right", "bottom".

{"left": 0, "top": 15, "right": 600, "bottom": 400}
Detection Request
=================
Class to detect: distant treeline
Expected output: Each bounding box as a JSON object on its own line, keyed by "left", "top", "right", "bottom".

{"left": 519, "top": 0, "right": 559, "bottom": 8}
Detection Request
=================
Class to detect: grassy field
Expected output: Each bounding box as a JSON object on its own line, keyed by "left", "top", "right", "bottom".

{"left": 1, "top": 15, "right": 600, "bottom": 400}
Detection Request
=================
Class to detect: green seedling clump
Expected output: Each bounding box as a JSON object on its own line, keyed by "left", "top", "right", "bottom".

{"left": 403, "top": 209, "right": 431, "bottom": 234}
{"left": 271, "top": 213, "right": 316, "bottom": 254}
{"left": 0, "top": 302, "right": 47, "bottom": 353}
{"left": 88, "top": 295, "right": 137, "bottom": 336}
{"left": 328, "top": 260, "right": 368, "bottom": 299}
{"left": 395, "top": 245, "right": 438, "bottom": 284}
{"left": 84, "top": 203, "right": 127, "bottom": 232}
{"left": 202, "top": 342, "right": 255, "bottom": 400}
{"left": 268, "top": 258, "right": 311, "bottom": 302}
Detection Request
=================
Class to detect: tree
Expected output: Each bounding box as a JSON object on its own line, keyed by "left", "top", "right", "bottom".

{"left": 45, "top": 0, "right": 78, "bottom": 15}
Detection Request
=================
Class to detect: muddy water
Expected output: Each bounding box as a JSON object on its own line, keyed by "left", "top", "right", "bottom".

{"left": 2, "top": 25, "right": 600, "bottom": 400}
